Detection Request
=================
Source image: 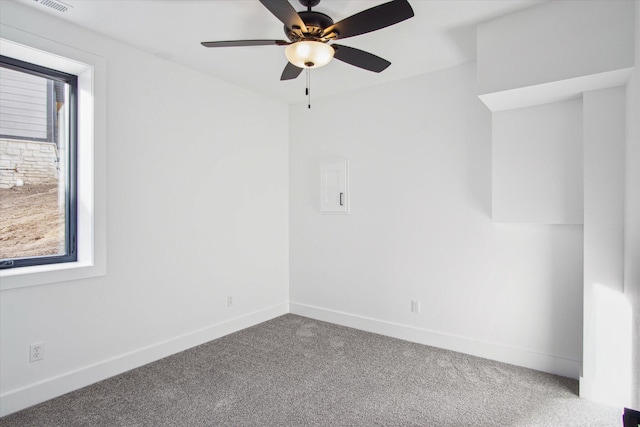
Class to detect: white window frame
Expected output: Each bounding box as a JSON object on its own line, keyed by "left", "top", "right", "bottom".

{"left": 0, "top": 26, "right": 106, "bottom": 290}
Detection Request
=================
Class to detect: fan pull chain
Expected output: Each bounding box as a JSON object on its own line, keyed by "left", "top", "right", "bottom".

{"left": 306, "top": 68, "right": 311, "bottom": 109}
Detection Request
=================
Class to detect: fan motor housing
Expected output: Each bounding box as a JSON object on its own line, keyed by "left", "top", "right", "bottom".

{"left": 298, "top": 0, "right": 321, "bottom": 7}
{"left": 285, "top": 11, "right": 334, "bottom": 42}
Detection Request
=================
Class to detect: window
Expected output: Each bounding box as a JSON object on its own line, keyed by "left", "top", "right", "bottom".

{"left": 0, "top": 30, "right": 105, "bottom": 290}
{"left": 0, "top": 55, "right": 77, "bottom": 269}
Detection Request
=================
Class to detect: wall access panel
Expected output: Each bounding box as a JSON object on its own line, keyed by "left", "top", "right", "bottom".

{"left": 320, "top": 160, "right": 349, "bottom": 214}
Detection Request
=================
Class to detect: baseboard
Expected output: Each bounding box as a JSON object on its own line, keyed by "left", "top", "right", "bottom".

{"left": 2, "top": 300, "right": 581, "bottom": 417}
{"left": 290, "top": 301, "right": 581, "bottom": 380}
{"left": 0, "top": 302, "right": 289, "bottom": 417}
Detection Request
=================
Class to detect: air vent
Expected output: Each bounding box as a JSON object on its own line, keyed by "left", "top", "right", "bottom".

{"left": 34, "top": 0, "right": 72, "bottom": 13}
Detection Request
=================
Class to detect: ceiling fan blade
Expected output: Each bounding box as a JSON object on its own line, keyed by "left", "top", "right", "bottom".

{"left": 201, "top": 40, "right": 289, "bottom": 48}
{"left": 332, "top": 44, "right": 391, "bottom": 72}
{"left": 259, "top": 0, "right": 307, "bottom": 32}
{"left": 281, "top": 62, "right": 304, "bottom": 80}
{"left": 322, "top": 0, "right": 414, "bottom": 40}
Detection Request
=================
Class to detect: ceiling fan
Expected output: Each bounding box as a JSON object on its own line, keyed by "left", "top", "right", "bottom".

{"left": 201, "top": 0, "right": 415, "bottom": 81}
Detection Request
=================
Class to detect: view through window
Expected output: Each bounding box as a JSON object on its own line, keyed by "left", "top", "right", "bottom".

{"left": 0, "top": 55, "right": 77, "bottom": 268}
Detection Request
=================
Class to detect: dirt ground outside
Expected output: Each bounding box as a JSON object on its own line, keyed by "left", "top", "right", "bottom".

{"left": 0, "top": 183, "right": 65, "bottom": 260}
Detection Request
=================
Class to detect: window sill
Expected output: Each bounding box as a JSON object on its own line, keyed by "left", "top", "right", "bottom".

{"left": 0, "top": 260, "right": 106, "bottom": 290}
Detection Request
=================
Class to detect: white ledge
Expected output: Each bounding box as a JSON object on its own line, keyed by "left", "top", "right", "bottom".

{"left": 478, "top": 68, "right": 633, "bottom": 112}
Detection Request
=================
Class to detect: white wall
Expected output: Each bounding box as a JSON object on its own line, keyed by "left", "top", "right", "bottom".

{"left": 492, "top": 99, "right": 583, "bottom": 224}
{"left": 583, "top": 89, "right": 626, "bottom": 295}
{"left": 476, "top": 0, "right": 636, "bottom": 405}
{"left": 289, "top": 63, "right": 584, "bottom": 378}
{"left": 476, "top": 0, "right": 634, "bottom": 113}
{"left": 477, "top": 0, "right": 635, "bottom": 97}
{"left": 581, "top": 87, "right": 628, "bottom": 406}
{"left": 625, "top": 0, "right": 640, "bottom": 410}
{"left": 0, "top": 2, "right": 289, "bottom": 416}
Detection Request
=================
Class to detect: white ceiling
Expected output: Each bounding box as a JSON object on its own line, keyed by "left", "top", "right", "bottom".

{"left": 16, "top": 0, "right": 546, "bottom": 104}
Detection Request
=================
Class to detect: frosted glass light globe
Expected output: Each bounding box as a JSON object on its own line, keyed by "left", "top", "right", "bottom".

{"left": 285, "top": 41, "right": 334, "bottom": 68}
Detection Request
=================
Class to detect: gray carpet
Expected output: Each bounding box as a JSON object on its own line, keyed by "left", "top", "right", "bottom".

{"left": 0, "top": 314, "right": 622, "bottom": 426}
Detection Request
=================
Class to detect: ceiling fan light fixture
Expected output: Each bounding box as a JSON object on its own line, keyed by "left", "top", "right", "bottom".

{"left": 285, "top": 41, "right": 334, "bottom": 69}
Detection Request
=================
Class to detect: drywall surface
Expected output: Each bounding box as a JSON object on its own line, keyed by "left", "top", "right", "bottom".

{"left": 581, "top": 87, "right": 628, "bottom": 406}
{"left": 583, "top": 89, "right": 625, "bottom": 294}
{"left": 625, "top": 0, "right": 640, "bottom": 410}
{"left": 492, "top": 99, "right": 583, "bottom": 224}
{"left": 0, "top": 2, "right": 289, "bottom": 416}
{"left": 477, "top": 0, "right": 635, "bottom": 97}
{"left": 289, "top": 63, "right": 584, "bottom": 378}
{"left": 476, "top": 0, "right": 635, "bottom": 406}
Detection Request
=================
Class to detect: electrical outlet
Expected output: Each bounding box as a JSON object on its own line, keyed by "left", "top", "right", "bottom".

{"left": 411, "top": 299, "right": 421, "bottom": 314}
{"left": 30, "top": 342, "right": 44, "bottom": 362}
{"left": 227, "top": 296, "right": 233, "bottom": 307}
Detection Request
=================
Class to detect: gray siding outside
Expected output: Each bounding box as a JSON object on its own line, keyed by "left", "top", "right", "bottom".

{"left": 0, "top": 67, "right": 49, "bottom": 141}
